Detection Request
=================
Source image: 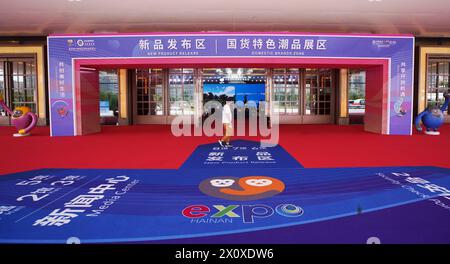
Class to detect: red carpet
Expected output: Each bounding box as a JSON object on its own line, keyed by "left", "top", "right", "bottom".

{"left": 0, "top": 124, "right": 449, "bottom": 175}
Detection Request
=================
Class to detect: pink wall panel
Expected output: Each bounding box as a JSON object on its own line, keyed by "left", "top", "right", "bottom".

{"left": 364, "top": 63, "right": 389, "bottom": 134}
{"left": 76, "top": 66, "right": 101, "bottom": 135}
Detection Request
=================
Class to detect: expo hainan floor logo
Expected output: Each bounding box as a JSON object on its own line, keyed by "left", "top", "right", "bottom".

{"left": 182, "top": 176, "right": 304, "bottom": 224}
{"left": 199, "top": 176, "right": 285, "bottom": 201}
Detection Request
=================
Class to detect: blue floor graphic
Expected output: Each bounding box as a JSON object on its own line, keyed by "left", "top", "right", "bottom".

{"left": 180, "top": 140, "right": 303, "bottom": 169}
{"left": 0, "top": 140, "right": 449, "bottom": 244}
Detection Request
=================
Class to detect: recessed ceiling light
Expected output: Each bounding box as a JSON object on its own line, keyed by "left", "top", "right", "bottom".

{"left": 68, "top": 0, "right": 82, "bottom": 2}
{"left": 368, "top": 0, "right": 382, "bottom": 2}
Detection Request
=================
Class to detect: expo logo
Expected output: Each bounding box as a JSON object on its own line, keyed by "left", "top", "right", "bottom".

{"left": 199, "top": 176, "right": 285, "bottom": 201}
{"left": 182, "top": 204, "right": 303, "bottom": 224}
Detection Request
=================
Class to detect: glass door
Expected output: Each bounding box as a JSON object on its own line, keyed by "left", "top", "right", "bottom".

{"left": 426, "top": 57, "right": 450, "bottom": 122}
{"left": 133, "top": 68, "right": 165, "bottom": 124}
{"left": 272, "top": 68, "right": 301, "bottom": 123}
{"left": 10, "top": 59, "right": 37, "bottom": 112}
{"left": 0, "top": 60, "right": 8, "bottom": 125}
{"left": 0, "top": 57, "right": 37, "bottom": 125}
{"left": 348, "top": 70, "right": 366, "bottom": 124}
{"left": 168, "top": 68, "right": 195, "bottom": 116}
{"left": 302, "top": 68, "right": 335, "bottom": 124}
{"left": 99, "top": 70, "right": 119, "bottom": 125}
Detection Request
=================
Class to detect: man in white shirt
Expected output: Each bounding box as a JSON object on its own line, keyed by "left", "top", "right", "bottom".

{"left": 219, "top": 101, "right": 233, "bottom": 147}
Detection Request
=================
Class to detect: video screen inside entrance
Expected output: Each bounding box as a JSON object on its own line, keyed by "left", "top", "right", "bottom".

{"left": 203, "top": 83, "right": 265, "bottom": 108}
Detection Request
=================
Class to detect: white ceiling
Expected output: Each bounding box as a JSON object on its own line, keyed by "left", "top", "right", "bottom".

{"left": 0, "top": 0, "right": 449, "bottom": 37}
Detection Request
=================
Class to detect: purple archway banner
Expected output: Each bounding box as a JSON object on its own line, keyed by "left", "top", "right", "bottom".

{"left": 47, "top": 33, "right": 414, "bottom": 136}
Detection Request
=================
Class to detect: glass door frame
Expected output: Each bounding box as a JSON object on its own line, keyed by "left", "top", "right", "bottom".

{"left": 269, "top": 68, "right": 336, "bottom": 124}
{"left": 132, "top": 68, "right": 167, "bottom": 124}
{"left": 166, "top": 68, "right": 199, "bottom": 125}
{"left": 0, "top": 59, "right": 9, "bottom": 125}
{"left": 426, "top": 55, "right": 450, "bottom": 123}
{"left": 301, "top": 68, "right": 336, "bottom": 124}
{"left": 270, "top": 68, "right": 303, "bottom": 124}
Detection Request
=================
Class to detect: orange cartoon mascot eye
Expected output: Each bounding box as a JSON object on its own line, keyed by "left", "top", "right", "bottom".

{"left": 210, "top": 179, "right": 235, "bottom": 188}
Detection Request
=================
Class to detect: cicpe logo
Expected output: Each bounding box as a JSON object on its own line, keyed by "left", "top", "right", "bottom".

{"left": 76, "top": 39, "right": 95, "bottom": 47}
{"left": 182, "top": 204, "right": 304, "bottom": 224}
{"left": 68, "top": 39, "right": 96, "bottom": 51}
{"left": 199, "top": 176, "right": 285, "bottom": 201}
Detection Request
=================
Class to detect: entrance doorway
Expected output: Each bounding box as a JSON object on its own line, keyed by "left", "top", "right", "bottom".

{"left": 130, "top": 67, "right": 336, "bottom": 125}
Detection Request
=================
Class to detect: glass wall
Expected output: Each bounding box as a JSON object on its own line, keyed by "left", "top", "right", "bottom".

{"left": 427, "top": 57, "right": 449, "bottom": 114}
{"left": 136, "top": 69, "right": 164, "bottom": 116}
{"left": 348, "top": 70, "right": 366, "bottom": 114}
{"left": 131, "top": 67, "right": 337, "bottom": 124}
{"left": 168, "top": 68, "right": 195, "bottom": 115}
{"left": 99, "top": 70, "right": 119, "bottom": 125}
{"left": 304, "top": 69, "right": 333, "bottom": 115}
{"left": 11, "top": 60, "right": 37, "bottom": 112}
{"left": 272, "top": 68, "right": 300, "bottom": 114}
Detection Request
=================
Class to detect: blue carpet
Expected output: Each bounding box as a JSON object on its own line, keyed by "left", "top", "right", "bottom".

{"left": 0, "top": 140, "right": 449, "bottom": 243}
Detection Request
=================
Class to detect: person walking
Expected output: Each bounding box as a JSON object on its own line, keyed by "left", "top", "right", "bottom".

{"left": 219, "top": 101, "right": 233, "bottom": 147}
